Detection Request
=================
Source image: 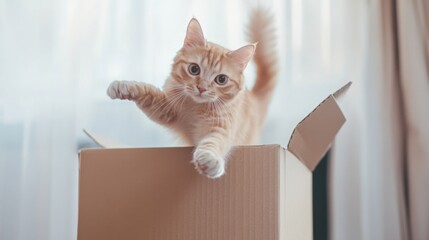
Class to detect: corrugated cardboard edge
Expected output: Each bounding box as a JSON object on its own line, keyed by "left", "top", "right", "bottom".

{"left": 333, "top": 81, "right": 352, "bottom": 100}
{"left": 82, "top": 129, "right": 126, "bottom": 148}
{"left": 287, "top": 82, "right": 351, "bottom": 171}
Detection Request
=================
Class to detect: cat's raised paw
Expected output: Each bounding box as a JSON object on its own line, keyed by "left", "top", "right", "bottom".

{"left": 107, "top": 80, "right": 141, "bottom": 100}
{"left": 192, "top": 149, "right": 225, "bottom": 179}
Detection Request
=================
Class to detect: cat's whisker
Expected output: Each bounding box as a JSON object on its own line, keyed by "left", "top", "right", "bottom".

{"left": 204, "top": 102, "right": 217, "bottom": 128}
{"left": 149, "top": 92, "right": 181, "bottom": 114}
{"left": 211, "top": 102, "right": 221, "bottom": 128}
{"left": 205, "top": 102, "right": 213, "bottom": 127}
{"left": 147, "top": 91, "right": 185, "bottom": 120}
{"left": 165, "top": 92, "right": 187, "bottom": 110}
{"left": 213, "top": 102, "right": 226, "bottom": 128}
{"left": 108, "top": 9, "right": 277, "bottom": 179}
{"left": 215, "top": 98, "right": 234, "bottom": 126}
{"left": 177, "top": 93, "right": 188, "bottom": 112}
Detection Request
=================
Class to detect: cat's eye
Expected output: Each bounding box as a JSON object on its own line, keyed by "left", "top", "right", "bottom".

{"left": 188, "top": 63, "right": 200, "bottom": 75}
{"left": 214, "top": 74, "right": 229, "bottom": 85}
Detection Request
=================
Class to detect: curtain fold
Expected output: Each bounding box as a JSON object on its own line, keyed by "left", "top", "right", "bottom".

{"left": 397, "top": 0, "right": 429, "bottom": 239}
{"left": 331, "top": 0, "right": 429, "bottom": 239}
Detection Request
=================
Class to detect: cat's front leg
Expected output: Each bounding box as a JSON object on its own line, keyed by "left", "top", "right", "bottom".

{"left": 192, "top": 131, "right": 231, "bottom": 179}
{"left": 107, "top": 80, "right": 177, "bottom": 126}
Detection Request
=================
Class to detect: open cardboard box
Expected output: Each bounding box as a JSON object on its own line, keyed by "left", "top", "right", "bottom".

{"left": 77, "top": 82, "right": 351, "bottom": 240}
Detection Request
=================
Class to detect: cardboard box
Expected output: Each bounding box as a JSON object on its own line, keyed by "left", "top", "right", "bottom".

{"left": 78, "top": 82, "right": 351, "bottom": 240}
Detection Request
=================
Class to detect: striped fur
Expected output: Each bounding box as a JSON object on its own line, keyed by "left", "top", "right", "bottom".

{"left": 107, "top": 10, "right": 277, "bottom": 178}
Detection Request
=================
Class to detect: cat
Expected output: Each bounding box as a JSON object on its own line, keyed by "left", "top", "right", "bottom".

{"left": 107, "top": 9, "right": 277, "bottom": 178}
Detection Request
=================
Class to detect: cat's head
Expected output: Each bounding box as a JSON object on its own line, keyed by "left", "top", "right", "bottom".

{"left": 167, "top": 18, "right": 256, "bottom": 104}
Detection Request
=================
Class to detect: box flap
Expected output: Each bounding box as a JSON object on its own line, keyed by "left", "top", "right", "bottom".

{"left": 82, "top": 129, "right": 126, "bottom": 148}
{"left": 287, "top": 82, "right": 350, "bottom": 171}
{"left": 333, "top": 81, "right": 352, "bottom": 100}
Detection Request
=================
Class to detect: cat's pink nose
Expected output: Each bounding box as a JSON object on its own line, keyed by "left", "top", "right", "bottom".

{"left": 197, "top": 86, "right": 207, "bottom": 93}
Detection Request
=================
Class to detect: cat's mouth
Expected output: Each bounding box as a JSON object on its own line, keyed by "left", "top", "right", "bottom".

{"left": 188, "top": 92, "right": 217, "bottom": 103}
{"left": 182, "top": 87, "right": 217, "bottom": 103}
{"left": 190, "top": 94, "right": 211, "bottom": 103}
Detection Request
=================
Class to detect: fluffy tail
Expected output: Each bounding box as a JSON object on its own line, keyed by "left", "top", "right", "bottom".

{"left": 247, "top": 9, "right": 278, "bottom": 101}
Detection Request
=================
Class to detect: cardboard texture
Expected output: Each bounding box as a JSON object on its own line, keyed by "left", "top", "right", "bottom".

{"left": 78, "top": 82, "right": 350, "bottom": 240}
{"left": 288, "top": 96, "right": 345, "bottom": 171}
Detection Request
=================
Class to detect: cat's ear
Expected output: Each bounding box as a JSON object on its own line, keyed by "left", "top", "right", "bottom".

{"left": 183, "top": 18, "right": 205, "bottom": 48}
{"left": 228, "top": 43, "right": 257, "bottom": 71}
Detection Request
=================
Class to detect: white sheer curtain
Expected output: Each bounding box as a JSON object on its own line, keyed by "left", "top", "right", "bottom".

{"left": 331, "top": 0, "right": 429, "bottom": 240}
{"left": 0, "top": 0, "right": 401, "bottom": 240}
{"left": 330, "top": 0, "right": 408, "bottom": 238}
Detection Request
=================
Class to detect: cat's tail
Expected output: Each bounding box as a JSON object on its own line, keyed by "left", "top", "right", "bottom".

{"left": 247, "top": 8, "right": 278, "bottom": 102}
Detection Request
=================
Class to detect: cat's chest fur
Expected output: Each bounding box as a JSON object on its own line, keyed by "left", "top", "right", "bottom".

{"left": 172, "top": 99, "right": 247, "bottom": 145}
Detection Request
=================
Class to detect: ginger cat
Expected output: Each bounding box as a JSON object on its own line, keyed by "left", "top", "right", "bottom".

{"left": 107, "top": 10, "right": 277, "bottom": 178}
